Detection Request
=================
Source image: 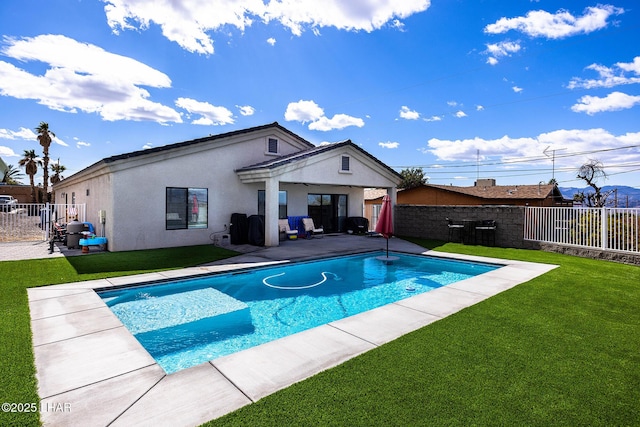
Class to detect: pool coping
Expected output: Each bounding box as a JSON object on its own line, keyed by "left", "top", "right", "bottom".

{"left": 29, "top": 242, "right": 558, "bottom": 426}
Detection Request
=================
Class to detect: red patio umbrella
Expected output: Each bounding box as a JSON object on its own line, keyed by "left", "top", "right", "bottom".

{"left": 375, "top": 194, "right": 393, "bottom": 258}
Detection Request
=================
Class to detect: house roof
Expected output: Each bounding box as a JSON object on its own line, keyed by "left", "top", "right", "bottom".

{"left": 366, "top": 183, "right": 564, "bottom": 201}
{"left": 60, "top": 122, "right": 315, "bottom": 181}
{"left": 425, "top": 183, "right": 560, "bottom": 200}
{"left": 102, "top": 121, "right": 314, "bottom": 164}
{"left": 236, "top": 139, "right": 402, "bottom": 179}
{"left": 364, "top": 188, "right": 389, "bottom": 200}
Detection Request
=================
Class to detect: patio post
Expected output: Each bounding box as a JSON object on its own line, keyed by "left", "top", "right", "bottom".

{"left": 264, "top": 177, "right": 280, "bottom": 246}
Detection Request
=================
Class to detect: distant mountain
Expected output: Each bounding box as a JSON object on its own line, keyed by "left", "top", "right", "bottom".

{"left": 559, "top": 185, "right": 640, "bottom": 208}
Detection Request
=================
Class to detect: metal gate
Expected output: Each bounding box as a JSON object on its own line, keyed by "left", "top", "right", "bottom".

{"left": 0, "top": 203, "right": 86, "bottom": 242}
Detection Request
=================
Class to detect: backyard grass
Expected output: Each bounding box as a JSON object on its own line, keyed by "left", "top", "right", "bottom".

{"left": 1, "top": 241, "right": 638, "bottom": 426}
{"left": 203, "top": 240, "right": 640, "bottom": 427}
{"left": 0, "top": 244, "right": 238, "bottom": 427}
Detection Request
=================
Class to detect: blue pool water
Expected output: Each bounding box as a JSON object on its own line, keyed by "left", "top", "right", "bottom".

{"left": 99, "top": 251, "right": 499, "bottom": 374}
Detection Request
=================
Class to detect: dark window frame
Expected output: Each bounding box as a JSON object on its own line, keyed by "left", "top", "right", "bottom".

{"left": 267, "top": 138, "right": 278, "bottom": 154}
{"left": 341, "top": 155, "right": 350, "bottom": 171}
{"left": 258, "top": 190, "right": 288, "bottom": 219}
{"left": 166, "top": 187, "right": 208, "bottom": 230}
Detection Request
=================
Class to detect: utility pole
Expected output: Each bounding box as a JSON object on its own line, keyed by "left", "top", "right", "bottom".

{"left": 543, "top": 146, "right": 567, "bottom": 182}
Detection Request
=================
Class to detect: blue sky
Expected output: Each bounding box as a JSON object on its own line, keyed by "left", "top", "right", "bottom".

{"left": 1, "top": 0, "right": 639, "bottom": 188}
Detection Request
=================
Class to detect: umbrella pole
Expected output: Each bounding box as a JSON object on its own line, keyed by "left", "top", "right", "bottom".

{"left": 386, "top": 237, "right": 389, "bottom": 257}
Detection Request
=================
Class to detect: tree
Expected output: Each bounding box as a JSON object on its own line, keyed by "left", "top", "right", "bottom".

{"left": 2, "top": 164, "right": 24, "bottom": 184}
{"left": 18, "top": 149, "right": 42, "bottom": 202}
{"left": 50, "top": 161, "right": 66, "bottom": 184}
{"left": 36, "top": 122, "right": 55, "bottom": 202}
{"left": 576, "top": 159, "right": 614, "bottom": 207}
{"left": 399, "top": 167, "right": 428, "bottom": 189}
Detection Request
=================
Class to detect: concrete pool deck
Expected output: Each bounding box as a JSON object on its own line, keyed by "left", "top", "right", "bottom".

{"left": 28, "top": 235, "right": 558, "bottom": 426}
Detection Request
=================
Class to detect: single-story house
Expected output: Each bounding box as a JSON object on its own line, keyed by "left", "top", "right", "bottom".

{"left": 53, "top": 122, "right": 401, "bottom": 251}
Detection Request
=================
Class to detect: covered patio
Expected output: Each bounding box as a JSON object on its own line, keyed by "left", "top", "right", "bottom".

{"left": 236, "top": 140, "right": 400, "bottom": 246}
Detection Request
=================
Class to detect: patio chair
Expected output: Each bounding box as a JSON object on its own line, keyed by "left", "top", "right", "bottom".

{"left": 475, "top": 220, "right": 497, "bottom": 246}
{"left": 279, "top": 219, "right": 299, "bottom": 241}
{"left": 302, "top": 218, "right": 324, "bottom": 239}
{"left": 447, "top": 217, "right": 464, "bottom": 242}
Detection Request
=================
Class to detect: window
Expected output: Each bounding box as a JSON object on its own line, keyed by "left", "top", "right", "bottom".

{"left": 341, "top": 155, "right": 350, "bottom": 172}
{"left": 166, "top": 187, "right": 208, "bottom": 230}
{"left": 267, "top": 138, "right": 278, "bottom": 154}
{"left": 258, "top": 190, "right": 287, "bottom": 219}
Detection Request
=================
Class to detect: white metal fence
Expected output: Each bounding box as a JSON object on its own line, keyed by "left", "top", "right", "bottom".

{"left": 524, "top": 206, "right": 640, "bottom": 254}
{"left": 0, "top": 203, "right": 86, "bottom": 242}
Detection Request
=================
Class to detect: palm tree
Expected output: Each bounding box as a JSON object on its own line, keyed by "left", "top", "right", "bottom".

{"left": 49, "top": 160, "right": 66, "bottom": 204}
{"left": 36, "top": 122, "right": 55, "bottom": 202}
{"left": 50, "top": 161, "right": 66, "bottom": 184}
{"left": 2, "top": 164, "right": 24, "bottom": 184}
{"left": 18, "top": 149, "right": 42, "bottom": 202}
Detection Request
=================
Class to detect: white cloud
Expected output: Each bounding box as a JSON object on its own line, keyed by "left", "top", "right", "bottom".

{"left": 571, "top": 92, "right": 640, "bottom": 115}
{"left": 486, "top": 57, "right": 498, "bottom": 66}
{"left": 237, "top": 105, "right": 255, "bottom": 116}
{"left": 142, "top": 142, "right": 153, "bottom": 149}
{"left": 284, "top": 100, "right": 325, "bottom": 123}
{"left": 484, "top": 5, "right": 624, "bottom": 39}
{"left": 262, "top": 0, "right": 431, "bottom": 36}
{"left": 308, "top": 114, "right": 364, "bottom": 131}
{"left": 568, "top": 56, "right": 640, "bottom": 89}
{"left": 390, "top": 19, "right": 405, "bottom": 32}
{"left": 617, "top": 56, "right": 640, "bottom": 74}
{"left": 0, "top": 146, "right": 18, "bottom": 157}
{"left": 425, "top": 128, "right": 640, "bottom": 169}
{"left": 487, "top": 41, "right": 521, "bottom": 55}
{"left": 425, "top": 116, "right": 442, "bottom": 122}
{"left": 175, "top": 97, "right": 234, "bottom": 125}
{"left": 267, "top": 37, "right": 276, "bottom": 46}
{"left": 485, "top": 40, "right": 521, "bottom": 64}
{"left": 512, "top": 86, "right": 523, "bottom": 93}
{"left": 0, "top": 35, "right": 182, "bottom": 124}
{"left": 285, "top": 99, "right": 364, "bottom": 131}
{"left": 399, "top": 106, "right": 420, "bottom": 120}
{"left": 76, "top": 141, "right": 91, "bottom": 148}
{"left": 476, "top": 105, "right": 485, "bottom": 111}
{"left": 102, "top": 0, "right": 431, "bottom": 54}
{"left": 379, "top": 141, "right": 399, "bottom": 149}
{"left": 0, "top": 127, "right": 36, "bottom": 141}
{"left": 455, "top": 110, "right": 467, "bottom": 118}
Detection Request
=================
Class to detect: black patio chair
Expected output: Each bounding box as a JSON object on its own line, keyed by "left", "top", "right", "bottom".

{"left": 475, "top": 220, "right": 497, "bottom": 246}
{"left": 447, "top": 217, "right": 465, "bottom": 242}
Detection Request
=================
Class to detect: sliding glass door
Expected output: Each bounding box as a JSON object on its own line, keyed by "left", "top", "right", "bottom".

{"left": 307, "top": 194, "right": 347, "bottom": 233}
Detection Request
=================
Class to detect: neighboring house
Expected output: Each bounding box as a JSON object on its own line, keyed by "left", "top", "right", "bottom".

{"left": 0, "top": 184, "right": 33, "bottom": 203}
{"left": 365, "top": 179, "right": 572, "bottom": 229}
{"left": 53, "top": 122, "right": 401, "bottom": 251}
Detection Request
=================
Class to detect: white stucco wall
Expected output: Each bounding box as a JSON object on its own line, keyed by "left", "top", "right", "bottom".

{"left": 52, "top": 165, "right": 114, "bottom": 238}
{"left": 53, "top": 126, "right": 400, "bottom": 251}
{"left": 54, "top": 127, "right": 317, "bottom": 251}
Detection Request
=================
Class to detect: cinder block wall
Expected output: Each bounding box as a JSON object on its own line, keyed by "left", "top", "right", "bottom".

{"left": 394, "top": 205, "right": 640, "bottom": 265}
{"left": 395, "top": 205, "right": 538, "bottom": 249}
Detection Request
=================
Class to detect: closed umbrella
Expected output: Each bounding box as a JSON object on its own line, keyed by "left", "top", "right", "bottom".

{"left": 375, "top": 194, "right": 394, "bottom": 259}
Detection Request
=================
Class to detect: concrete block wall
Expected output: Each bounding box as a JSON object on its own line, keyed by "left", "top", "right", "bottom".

{"left": 394, "top": 204, "right": 640, "bottom": 265}
{"left": 395, "top": 205, "right": 538, "bottom": 249}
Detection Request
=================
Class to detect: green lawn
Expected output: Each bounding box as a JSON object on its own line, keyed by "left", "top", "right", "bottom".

{"left": 1, "top": 241, "right": 639, "bottom": 426}
{"left": 0, "top": 244, "right": 238, "bottom": 427}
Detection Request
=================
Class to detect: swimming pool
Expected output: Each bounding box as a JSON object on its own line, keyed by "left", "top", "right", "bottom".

{"left": 98, "top": 251, "right": 499, "bottom": 374}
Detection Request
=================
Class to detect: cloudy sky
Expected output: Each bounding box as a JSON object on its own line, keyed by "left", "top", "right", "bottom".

{"left": 1, "top": 0, "right": 639, "bottom": 188}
